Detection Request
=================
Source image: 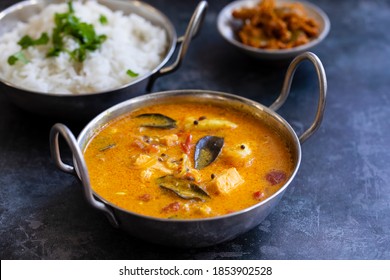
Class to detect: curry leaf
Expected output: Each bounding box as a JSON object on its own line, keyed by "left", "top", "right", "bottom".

{"left": 135, "top": 113, "right": 176, "bottom": 129}
{"left": 157, "top": 175, "right": 210, "bottom": 201}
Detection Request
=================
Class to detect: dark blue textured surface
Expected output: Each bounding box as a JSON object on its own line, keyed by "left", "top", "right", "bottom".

{"left": 0, "top": 0, "right": 389, "bottom": 259}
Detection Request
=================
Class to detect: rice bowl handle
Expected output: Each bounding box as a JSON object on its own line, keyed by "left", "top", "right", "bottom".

{"left": 147, "top": 1, "right": 208, "bottom": 90}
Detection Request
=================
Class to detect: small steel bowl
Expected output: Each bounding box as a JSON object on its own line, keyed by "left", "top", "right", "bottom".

{"left": 0, "top": 0, "right": 207, "bottom": 119}
{"left": 217, "top": 0, "right": 330, "bottom": 60}
{"left": 50, "top": 52, "right": 326, "bottom": 248}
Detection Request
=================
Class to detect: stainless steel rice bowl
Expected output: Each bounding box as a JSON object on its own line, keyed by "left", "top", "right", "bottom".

{"left": 50, "top": 52, "right": 326, "bottom": 247}
{"left": 0, "top": 0, "right": 207, "bottom": 119}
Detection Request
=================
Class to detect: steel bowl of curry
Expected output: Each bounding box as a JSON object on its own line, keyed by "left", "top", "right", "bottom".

{"left": 50, "top": 52, "right": 326, "bottom": 248}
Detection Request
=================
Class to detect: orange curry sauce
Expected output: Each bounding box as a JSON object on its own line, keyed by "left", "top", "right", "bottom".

{"left": 83, "top": 102, "right": 294, "bottom": 219}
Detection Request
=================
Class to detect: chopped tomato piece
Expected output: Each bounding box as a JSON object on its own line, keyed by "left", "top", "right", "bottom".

{"left": 146, "top": 144, "right": 159, "bottom": 153}
{"left": 161, "top": 202, "right": 180, "bottom": 213}
{"left": 180, "top": 133, "right": 193, "bottom": 155}
{"left": 138, "top": 194, "right": 151, "bottom": 202}
{"left": 132, "top": 139, "right": 145, "bottom": 150}
{"left": 266, "top": 170, "right": 287, "bottom": 185}
{"left": 253, "top": 191, "right": 265, "bottom": 201}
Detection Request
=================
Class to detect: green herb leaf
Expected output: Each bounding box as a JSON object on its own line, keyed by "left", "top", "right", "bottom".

{"left": 126, "top": 69, "right": 139, "bottom": 77}
{"left": 7, "top": 51, "right": 29, "bottom": 65}
{"left": 99, "top": 15, "right": 108, "bottom": 25}
{"left": 34, "top": 32, "right": 50, "bottom": 45}
{"left": 46, "top": 1, "right": 107, "bottom": 62}
{"left": 70, "top": 47, "right": 86, "bottom": 62}
{"left": 46, "top": 47, "right": 61, "bottom": 58}
{"left": 10, "top": 0, "right": 107, "bottom": 65}
{"left": 18, "top": 33, "right": 49, "bottom": 49}
{"left": 18, "top": 36, "right": 34, "bottom": 49}
{"left": 67, "top": 1, "right": 74, "bottom": 13}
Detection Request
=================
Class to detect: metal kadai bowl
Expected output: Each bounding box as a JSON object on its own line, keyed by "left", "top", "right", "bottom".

{"left": 217, "top": 0, "right": 330, "bottom": 60}
{"left": 0, "top": 0, "right": 207, "bottom": 120}
{"left": 50, "top": 52, "right": 327, "bottom": 248}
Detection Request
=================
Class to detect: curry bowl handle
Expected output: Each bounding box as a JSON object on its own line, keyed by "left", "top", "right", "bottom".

{"left": 49, "top": 123, "right": 119, "bottom": 228}
{"left": 147, "top": 1, "right": 208, "bottom": 90}
{"left": 269, "top": 52, "right": 327, "bottom": 144}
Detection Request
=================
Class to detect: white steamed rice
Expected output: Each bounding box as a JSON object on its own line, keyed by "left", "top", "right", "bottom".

{"left": 0, "top": 0, "right": 168, "bottom": 94}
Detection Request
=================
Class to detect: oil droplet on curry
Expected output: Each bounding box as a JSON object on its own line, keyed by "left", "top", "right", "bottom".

{"left": 84, "top": 102, "right": 294, "bottom": 219}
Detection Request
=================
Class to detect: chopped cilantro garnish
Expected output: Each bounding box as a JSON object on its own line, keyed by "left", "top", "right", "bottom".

{"left": 18, "top": 33, "right": 49, "bottom": 49}
{"left": 46, "top": 1, "right": 107, "bottom": 62}
{"left": 126, "top": 69, "right": 139, "bottom": 78}
{"left": 7, "top": 33, "right": 49, "bottom": 65}
{"left": 67, "top": 1, "right": 74, "bottom": 13}
{"left": 8, "top": 51, "right": 29, "bottom": 65}
{"left": 8, "top": 1, "right": 107, "bottom": 65}
{"left": 99, "top": 15, "right": 108, "bottom": 25}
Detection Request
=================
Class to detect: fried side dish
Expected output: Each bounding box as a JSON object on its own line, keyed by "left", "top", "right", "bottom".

{"left": 232, "top": 0, "right": 320, "bottom": 49}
